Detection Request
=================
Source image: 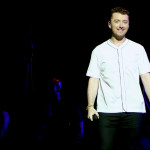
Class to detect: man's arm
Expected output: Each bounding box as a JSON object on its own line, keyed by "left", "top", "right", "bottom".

{"left": 86, "top": 77, "right": 99, "bottom": 121}
{"left": 141, "top": 72, "right": 150, "bottom": 102}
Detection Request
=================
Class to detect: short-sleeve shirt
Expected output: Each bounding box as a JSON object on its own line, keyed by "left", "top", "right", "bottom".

{"left": 86, "top": 39, "right": 150, "bottom": 113}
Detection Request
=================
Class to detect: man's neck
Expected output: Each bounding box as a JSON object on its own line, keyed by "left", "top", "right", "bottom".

{"left": 110, "top": 37, "right": 126, "bottom": 46}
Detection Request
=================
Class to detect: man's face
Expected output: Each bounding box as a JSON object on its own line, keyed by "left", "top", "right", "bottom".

{"left": 108, "top": 12, "right": 129, "bottom": 39}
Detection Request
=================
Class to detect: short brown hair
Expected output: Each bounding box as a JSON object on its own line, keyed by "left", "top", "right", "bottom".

{"left": 110, "top": 6, "right": 129, "bottom": 19}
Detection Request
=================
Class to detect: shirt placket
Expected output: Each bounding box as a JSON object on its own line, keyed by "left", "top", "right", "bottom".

{"left": 117, "top": 47, "right": 127, "bottom": 112}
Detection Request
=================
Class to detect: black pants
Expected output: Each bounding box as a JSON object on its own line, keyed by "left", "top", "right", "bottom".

{"left": 97, "top": 112, "right": 143, "bottom": 150}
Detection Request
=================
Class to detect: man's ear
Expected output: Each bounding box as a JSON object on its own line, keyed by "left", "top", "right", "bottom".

{"left": 108, "top": 21, "right": 111, "bottom": 29}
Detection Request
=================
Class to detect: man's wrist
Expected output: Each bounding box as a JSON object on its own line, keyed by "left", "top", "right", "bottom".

{"left": 86, "top": 105, "right": 94, "bottom": 110}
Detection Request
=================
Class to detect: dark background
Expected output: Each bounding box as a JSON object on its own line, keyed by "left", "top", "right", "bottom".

{"left": 1, "top": 0, "right": 150, "bottom": 147}
{"left": 21, "top": 0, "right": 150, "bottom": 104}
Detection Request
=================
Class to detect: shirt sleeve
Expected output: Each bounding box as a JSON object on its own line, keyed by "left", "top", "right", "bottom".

{"left": 86, "top": 50, "right": 100, "bottom": 78}
{"left": 138, "top": 46, "right": 150, "bottom": 75}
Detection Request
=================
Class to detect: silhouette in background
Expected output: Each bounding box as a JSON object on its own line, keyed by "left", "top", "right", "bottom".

{"left": 0, "top": 99, "right": 15, "bottom": 147}
{"left": 36, "top": 76, "right": 84, "bottom": 147}
{"left": 0, "top": 109, "right": 9, "bottom": 138}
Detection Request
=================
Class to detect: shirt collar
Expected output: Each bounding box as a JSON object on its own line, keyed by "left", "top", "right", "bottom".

{"left": 107, "top": 38, "right": 129, "bottom": 49}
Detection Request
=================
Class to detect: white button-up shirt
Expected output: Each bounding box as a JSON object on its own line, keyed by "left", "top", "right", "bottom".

{"left": 86, "top": 39, "right": 150, "bottom": 113}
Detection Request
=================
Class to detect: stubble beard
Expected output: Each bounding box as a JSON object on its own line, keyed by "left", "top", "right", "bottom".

{"left": 112, "top": 32, "right": 126, "bottom": 41}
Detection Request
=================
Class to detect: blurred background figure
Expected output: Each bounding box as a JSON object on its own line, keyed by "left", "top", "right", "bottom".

{"left": 53, "top": 77, "right": 62, "bottom": 101}
{"left": 0, "top": 110, "right": 9, "bottom": 138}
{"left": 36, "top": 75, "right": 84, "bottom": 148}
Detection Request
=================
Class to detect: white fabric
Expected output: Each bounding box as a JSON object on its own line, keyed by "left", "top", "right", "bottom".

{"left": 86, "top": 38, "right": 150, "bottom": 113}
